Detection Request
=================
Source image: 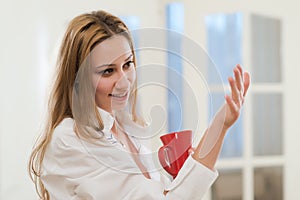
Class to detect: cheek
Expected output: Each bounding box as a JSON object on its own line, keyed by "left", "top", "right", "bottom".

{"left": 95, "top": 78, "right": 113, "bottom": 96}
{"left": 128, "top": 68, "right": 136, "bottom": 85}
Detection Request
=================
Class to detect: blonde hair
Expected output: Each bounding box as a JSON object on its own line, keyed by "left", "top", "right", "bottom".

{"left": 28, "top": 10, "right": 142, "bottom": 199}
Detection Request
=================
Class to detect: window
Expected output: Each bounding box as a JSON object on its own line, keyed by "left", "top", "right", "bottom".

{"left": 205, "top": 13, "right": 284, "bottom": 200}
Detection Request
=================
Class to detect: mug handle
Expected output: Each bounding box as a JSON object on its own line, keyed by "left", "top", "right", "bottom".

{"left": 158, "top": 146, "right": 177, "bottom": 177}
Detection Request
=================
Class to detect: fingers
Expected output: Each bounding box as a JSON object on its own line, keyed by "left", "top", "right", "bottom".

{"left": 234, "top": 64, "right": 244, "bottom": 92}
{"left": 229, "top": 64, "right": 250, "bottom": 106}
{"left": 243, "top": 72, "right": 251, "bottom": 97}
{"left": 188, "top": 147, "right": 195, "bottom": 155}
{"left": 228, "top": 76, "right": 241, "bottom": 106}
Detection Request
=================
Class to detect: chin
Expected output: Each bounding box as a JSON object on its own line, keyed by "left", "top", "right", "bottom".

{"left": 112, "top": 103, "right": 128, "bottom": 111}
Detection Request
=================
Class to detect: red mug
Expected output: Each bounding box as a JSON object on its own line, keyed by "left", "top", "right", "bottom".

{"left": 158, "top": 130, "right": 192, "bottom": 179}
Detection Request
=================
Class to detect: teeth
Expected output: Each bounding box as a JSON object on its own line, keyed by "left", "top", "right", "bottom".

{"left": 111, "top": 93, "right": 127, "bottom": 98}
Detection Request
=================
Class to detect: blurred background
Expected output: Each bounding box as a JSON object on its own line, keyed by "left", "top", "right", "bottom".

{"left": 1, "top": 0, "right": 300, "bottom": 199}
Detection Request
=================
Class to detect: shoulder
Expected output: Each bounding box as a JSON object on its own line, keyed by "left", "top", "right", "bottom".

{"left": 49, "top": 118, "right": 83, "bottom": 152}
{"left": 43, "top": 118, "right": 100, "bottom": 171}
{"left": 53, "top": 117, "right": 75, "bottom": 137}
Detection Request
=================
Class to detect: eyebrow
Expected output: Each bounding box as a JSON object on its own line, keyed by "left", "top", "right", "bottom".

{"left": 96, "top": 54, "right": 133, "bottom": 68}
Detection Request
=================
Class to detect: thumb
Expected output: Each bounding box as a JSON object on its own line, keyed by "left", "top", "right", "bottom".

{"left": 188, "top": 147, "right": 195, "bottom": 155}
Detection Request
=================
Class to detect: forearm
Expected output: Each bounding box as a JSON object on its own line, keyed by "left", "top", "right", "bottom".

{"left": 192, "top": 105, "right": 229, "bottom": 170}
{"left": 192, "top": 127, "right": 227, "bottom": 170}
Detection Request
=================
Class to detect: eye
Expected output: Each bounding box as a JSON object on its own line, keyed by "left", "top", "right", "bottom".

{"left": 97, "top": 68, "right": 114, "bottom": 76}
{"left": 123, "top": 61, "right": 134, "bottom": 69}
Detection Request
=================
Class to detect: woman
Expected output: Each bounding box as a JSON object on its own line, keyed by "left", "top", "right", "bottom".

{"left": 29, "top": 10, "right": 250, "bottom": 199}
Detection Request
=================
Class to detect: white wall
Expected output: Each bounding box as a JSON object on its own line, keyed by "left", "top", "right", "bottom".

{"left": 0, "top": 1, "right": 164, "bottom": 199}
{"left": 0, "top": 0, "right": 299, "bottom": 199}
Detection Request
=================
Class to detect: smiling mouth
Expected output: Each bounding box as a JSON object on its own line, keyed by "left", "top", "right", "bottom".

{"left": 109, "top": 92, "right": 128, "bottom": 98}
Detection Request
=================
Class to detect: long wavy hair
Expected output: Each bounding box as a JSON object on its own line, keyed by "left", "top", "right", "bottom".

{"left": 28, "top": 10, "right": 142, "bottom": 199}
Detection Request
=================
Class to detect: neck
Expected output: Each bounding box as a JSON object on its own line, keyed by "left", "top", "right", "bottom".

{"left": 111, "top": 123, "right": 117, "bottom": 135}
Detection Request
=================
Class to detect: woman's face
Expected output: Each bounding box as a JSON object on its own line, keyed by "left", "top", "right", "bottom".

{"left": 91, "top": 35, "right": 136, "bottom": 113}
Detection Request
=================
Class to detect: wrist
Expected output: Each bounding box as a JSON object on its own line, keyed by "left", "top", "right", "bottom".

{"left": 221, "top": 123, "right": 230, "bottom": 134}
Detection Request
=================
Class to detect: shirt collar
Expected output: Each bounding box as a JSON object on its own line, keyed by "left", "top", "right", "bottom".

{"left": 97, "top": 107, "right": 150, "bottom": 139}
{"left": 115, "top": 110, "right": 150, "bottom": 139}
{"left": 97, "top": 107, "right": 114, "bottom": 132}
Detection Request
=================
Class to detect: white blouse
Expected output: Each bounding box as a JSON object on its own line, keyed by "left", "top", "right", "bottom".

{"left": 41, "top": 108, "right": 218, "bottom": 200}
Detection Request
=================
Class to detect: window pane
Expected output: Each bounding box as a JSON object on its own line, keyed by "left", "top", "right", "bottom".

{"left": 166, "top": 3, "right": 184, "bottom": 132}
{"left": 253, "top": 94, "right": 283, "bottom": 156}
{"left": 212, "top": 169, "right": 243, "bottom": 200}
{"left": 205, "top": 13, "right": 243, "bottom": 85}
{"left": 251, "top": 14, "right": 282, "bottom": 83}
{"left": 254, "top": 167, "right": 283, "bottom": 200}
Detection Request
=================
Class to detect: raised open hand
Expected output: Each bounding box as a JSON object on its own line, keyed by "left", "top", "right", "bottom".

{"left": 191, "top": 65, "right": 250, "bottom": 168}
{"left": 223, "top": 64, "right": 250, "bottom": 129}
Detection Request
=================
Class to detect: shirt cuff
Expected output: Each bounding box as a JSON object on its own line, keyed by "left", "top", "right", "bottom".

{"left": 165, "top": 155, "right": 218, "bottom": 199}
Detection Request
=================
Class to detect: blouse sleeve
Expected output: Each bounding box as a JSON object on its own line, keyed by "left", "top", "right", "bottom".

{"left": 165, "top": 156, "right": 218, "bottom": 199}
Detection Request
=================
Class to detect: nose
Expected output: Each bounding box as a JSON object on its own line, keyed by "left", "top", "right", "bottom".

{"left": 115, "top": 71, "right": 129, "bottom": 90}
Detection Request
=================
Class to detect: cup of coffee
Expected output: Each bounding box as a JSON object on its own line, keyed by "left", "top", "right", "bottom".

{"left": 158, "top": 130, "right": 192, "bottom": 179}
